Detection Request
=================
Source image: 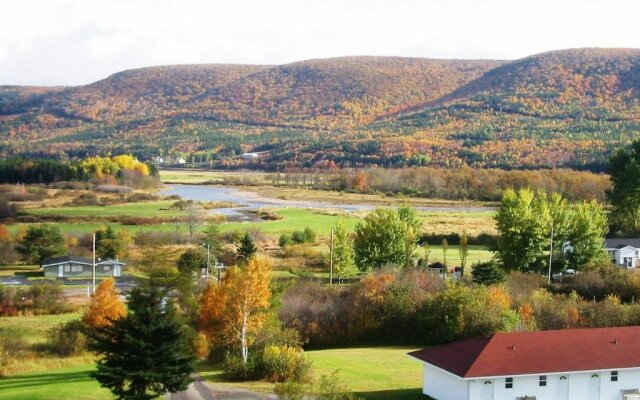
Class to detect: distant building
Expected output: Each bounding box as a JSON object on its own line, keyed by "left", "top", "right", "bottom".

{"left": 604, "top": 238, "right": 640, "bottom": 268}
{"left": 177, "top": 157, "right": 186, "bottom": 164}
{"left": 41, "top": 256, "right": 125, "bottom": 278}
{"left": 241, "top": 152, "right": 260, "bottom": 160}
{"left": 409, "top": 326, "right": 640, "bottom": 400}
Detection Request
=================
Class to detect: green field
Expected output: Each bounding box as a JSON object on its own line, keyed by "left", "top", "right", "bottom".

{"left": 0, "top": 366, "right": 110, "bottom": 400}
{"left": 27, "top": 201, "right": 183, "bottom": 218}
{"left": 0, "top": 314, "right": 81, "bottom": 345}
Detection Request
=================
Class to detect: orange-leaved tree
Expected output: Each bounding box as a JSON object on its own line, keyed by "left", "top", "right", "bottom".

{"left": 199, "top": 257, "right": 272, "bottom": 364}
{"left": 82, "top": 278, "right": 126, "bottom": 329}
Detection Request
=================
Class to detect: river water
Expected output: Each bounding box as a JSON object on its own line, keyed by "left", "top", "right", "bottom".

{"left": 159, "top": 184, "right": 495, "bottom": 222}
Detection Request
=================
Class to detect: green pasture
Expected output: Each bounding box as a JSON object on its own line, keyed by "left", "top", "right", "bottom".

{"left": 26, "top": 201, "right": 183, "bottom": 218}
{"left": 0, "top": 313, "right": 81, "bottom": 345}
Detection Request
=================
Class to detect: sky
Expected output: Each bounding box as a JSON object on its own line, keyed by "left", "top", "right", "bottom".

{"left": 1, "top": 0, "right": 639, "bottom": 86}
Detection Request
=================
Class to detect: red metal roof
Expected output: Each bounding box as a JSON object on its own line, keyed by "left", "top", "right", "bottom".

{"left": 409, "top": 326, "right": 640, "bottom": 378}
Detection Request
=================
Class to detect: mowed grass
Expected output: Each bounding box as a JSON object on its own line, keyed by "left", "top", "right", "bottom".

{"left": 200, "top": 346, "right": 426, "bottom": 400}
{"left": 307, "top": 347, "right": 425, "bottom": 400}
{"left": 0, "top": 365, "right": 110, "bottom": 400}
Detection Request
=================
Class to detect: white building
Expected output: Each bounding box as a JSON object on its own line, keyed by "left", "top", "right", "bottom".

{"left": 241, "top": 152, "right": 260, "bottom": 160}
{"left": 409, "top": 326, "right": 640, "bottom": 400}
{"left": 604, "top": 239, "right": 640, "bottom": 268}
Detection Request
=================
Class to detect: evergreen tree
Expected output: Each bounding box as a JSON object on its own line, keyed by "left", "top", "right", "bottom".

{"left": 16, "top": 225, "right": 65, "bottom": 263}
{"left": 607, "top": 140, "right": 640, "bottom": 235}
{"left": 236, "top": 232, "right": 257, "bottom": 264}
{"left": 95, "top": 226, "right": 121, "bottom": 259}
{"left": 89, "top": 285, "right": 195, "bottom": 400}
{"left": 471, "top": 261, "right": 506, "bottom": 286}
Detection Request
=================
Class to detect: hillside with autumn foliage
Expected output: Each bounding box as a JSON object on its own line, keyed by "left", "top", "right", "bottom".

{"left": 1, "top": 49, "right": 640, "bottom": 170}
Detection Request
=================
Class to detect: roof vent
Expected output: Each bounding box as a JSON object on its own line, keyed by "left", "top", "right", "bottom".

{"left": 612, "top": 339, "right": 618, "bottom": 344}
{"left": 510, "top": 345, "right": 516, "bottom": 350}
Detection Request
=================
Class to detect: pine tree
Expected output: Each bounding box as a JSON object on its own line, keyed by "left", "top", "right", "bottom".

{"left": 89, "top": 285, "right": 196, "bottom": 400}
{"left": 236, "top": 232, "right": 257, "bottom": 264}
{"left": 82, "top": 278, "right": 126, "bottom": 329}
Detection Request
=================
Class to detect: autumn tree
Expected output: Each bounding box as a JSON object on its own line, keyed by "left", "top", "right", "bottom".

{"left": 82, "top": 278, "right": 126, "bottom": 329}
{"left": 199, "top": 257, "right": 272, "bottom": 364}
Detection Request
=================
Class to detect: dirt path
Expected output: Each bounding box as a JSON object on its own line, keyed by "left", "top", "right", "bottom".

{"left": 168, "top": 375, "right": 276, "bottom": 400}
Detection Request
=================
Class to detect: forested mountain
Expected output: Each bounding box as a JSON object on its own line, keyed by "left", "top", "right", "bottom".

{"left": 2, "top": 49, "right": 640, "bottom": 170}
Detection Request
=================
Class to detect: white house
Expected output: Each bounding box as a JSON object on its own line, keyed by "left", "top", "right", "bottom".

{"left": 604, "top": 239, "right": 640, "bottom": 268}
{"left": 241, "top": 152, "right": 260, "bottom": 160}
{"left": 409, "top": 326, "right": 640, "bottom": 400}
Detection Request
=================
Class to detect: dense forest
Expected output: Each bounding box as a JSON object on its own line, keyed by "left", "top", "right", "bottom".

{"left": 1, "top": 49, "right": 640, "bottom": 170}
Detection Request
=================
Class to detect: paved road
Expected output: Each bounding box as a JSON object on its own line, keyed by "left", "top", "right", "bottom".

{"left": 168, "top": 376, "right": 276, "bottom": 400}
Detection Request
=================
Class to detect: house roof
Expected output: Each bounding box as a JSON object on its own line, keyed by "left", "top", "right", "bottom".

{"left": 41, "top": 256, "right": 92, "bottom": 267}
{"left": 408, "top": 326, "right": 640, "bottom": 378}
{"left": 604, "top": 238, "right": 640, "bottom": 249}
{"left": 41, "top": 256, "right": 125, "bottom": 267}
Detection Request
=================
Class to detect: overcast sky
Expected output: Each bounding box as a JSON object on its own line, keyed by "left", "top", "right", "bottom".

{"left": 1, "top": 0, "right": 639, "bottom": 86}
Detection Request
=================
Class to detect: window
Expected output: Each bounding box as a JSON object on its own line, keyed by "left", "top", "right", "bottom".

{"left": 539, "top": 375, "right": 547, "bottom": 386}
{"left": 611, "top": 371, "right": 618, "bottom": 382}
{"left": 103, "top": 265, "right": 111, "bottom": 271}
{"left": 505, "top": 377, "right": 513, "bottom": 389}
{"left": 64, "top": 264, "right": 71, "bottom": 272}
{"left": 71, "top": 265, "right": 83, "bottom": 272}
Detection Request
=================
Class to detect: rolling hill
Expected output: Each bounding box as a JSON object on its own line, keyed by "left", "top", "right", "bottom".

{"left": 1, "top": 49, "right": 640, "bottom": 170}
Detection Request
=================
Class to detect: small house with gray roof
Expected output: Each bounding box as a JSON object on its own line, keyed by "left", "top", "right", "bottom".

{"left": 604, "top": 239, "right": 640, "bottom": 269}
{"left": 41, "top": 256, "right": 125, "bottom": 278}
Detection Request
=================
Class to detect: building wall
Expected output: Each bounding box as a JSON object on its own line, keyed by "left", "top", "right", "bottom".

{"left": 612, "top": 247, "right": 639, "bottom": 268}
{"left": 422, "top": 364, "right": 468, "bottom": 400}
{"left": 43, "top": 263, "right": 122, "bottom": 278}
{"left": 464, "top": 369, "right": 640, "bottom": 400}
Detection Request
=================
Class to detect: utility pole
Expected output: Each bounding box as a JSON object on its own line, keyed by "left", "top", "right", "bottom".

{"left": 92, "top": 232, "right": 96, "bottom": 294}
{"left": 202, "top": 243, "right": 210, "bottom": 280}
{"left": 329, "top": 227, "right": 334, "bottom": 285}
{"left": 548, "top": 226, "right": 554, "bottom": 284}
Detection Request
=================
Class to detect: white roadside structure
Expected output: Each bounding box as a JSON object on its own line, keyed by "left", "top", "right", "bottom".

{"left": 409, "top": 326, "right": 640, "bottom": 400}
{"left": 604, "top": 239, "right": 640, "bottom": 268}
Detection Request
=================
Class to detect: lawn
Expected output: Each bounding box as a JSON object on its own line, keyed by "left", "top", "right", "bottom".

{"left": 0, "top": 365, "right": 110, "bottom": 400}
{"left": 27, "top": 201, "right": 183, "bottom": 218}
{"left": 200, "top": 346, "right": 427, "bottom": 400}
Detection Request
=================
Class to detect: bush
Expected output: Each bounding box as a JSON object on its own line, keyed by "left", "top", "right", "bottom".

{"left": 290, "top": 227, "right": 316, "bottom": 244}
{"left": 48, "top": 320, "right": 87, "bottom": 356}
{"left": 223, "top": 353, "right": 263, "bottom": 381}
{"left": 279, "top": 234, "right": 292, "bottom": 247}
{"left": 472, "top": 261, "right": 506, "bottom": 285}
{"left": 316, "top": 371, "right": 361, "bottom": 400}
{"left": 262, "top": 345, "right": 313, "bottom": 383}
{"left": 274, "top": 380, "right": 308, "bottom": 400}
{"left": 0, "top": 327, "right": 29, "bottom": 364}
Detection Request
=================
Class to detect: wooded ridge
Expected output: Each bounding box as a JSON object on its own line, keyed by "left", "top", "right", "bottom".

{"left": 2, "top": 48, "right": 640, "bottom": 170}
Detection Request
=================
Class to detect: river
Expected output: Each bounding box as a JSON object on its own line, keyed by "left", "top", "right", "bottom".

{"left": 158, "top": 184, "right": 495, "bottom": 222}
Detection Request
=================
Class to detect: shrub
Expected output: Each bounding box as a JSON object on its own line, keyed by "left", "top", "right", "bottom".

{"left": 223, "top": 353, "right": 263, "bottom": 381}
{"left": 274, "top": 380, "right": 308, "bottom": 400}
{"left": 316, "top": 371, "right": 361, "bottom": 400}
{"left": 48, "top": 320, "right": 87, "bottom": 356}
{"left": 262, "top": 345, "right": 313, "bottom": 383}
{"left": 279, "top": 234, "right": 292, "bottom": 247}
{"left": 0, "top": 327, "right": 28, "bottom": 363}
{"left": 290, "top": 227, "right": 317, "bottom": 244}
{"left": 472, "top": 261, "right": 506, "bottom": 285}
